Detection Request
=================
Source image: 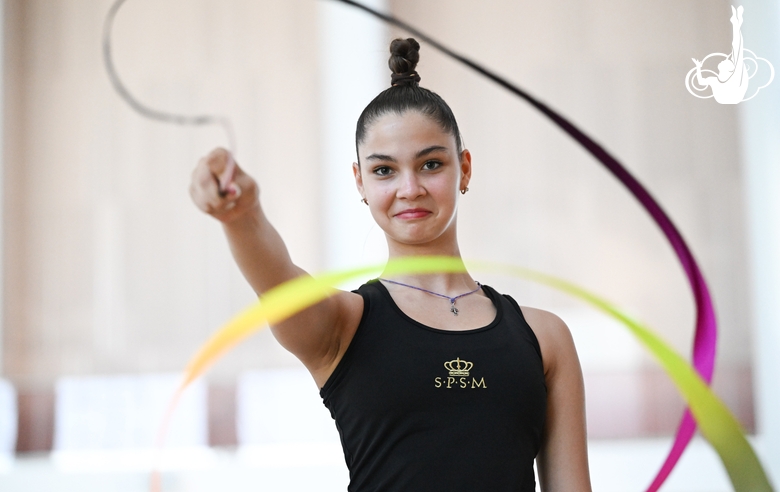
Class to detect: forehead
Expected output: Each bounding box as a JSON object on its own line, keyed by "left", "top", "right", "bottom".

{"left": 359, "top": 111, "right": 457, "bottom": 158}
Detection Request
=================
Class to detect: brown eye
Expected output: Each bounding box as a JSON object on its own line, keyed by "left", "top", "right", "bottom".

{"left": 422, "top": 160, "right": 442, "bottom": 170}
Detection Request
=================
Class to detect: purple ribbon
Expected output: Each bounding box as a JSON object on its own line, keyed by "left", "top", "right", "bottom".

{"left": 333, "top": 1, "right": 718, "bottom": 488}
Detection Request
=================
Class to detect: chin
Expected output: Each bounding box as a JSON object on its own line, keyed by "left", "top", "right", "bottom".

{"left": 390, "top": 229, "right": 448, "bottom": 247}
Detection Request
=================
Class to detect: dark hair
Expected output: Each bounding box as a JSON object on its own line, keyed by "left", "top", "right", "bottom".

{"left": 355, "top": 38, "right": 463, "bottom": 162}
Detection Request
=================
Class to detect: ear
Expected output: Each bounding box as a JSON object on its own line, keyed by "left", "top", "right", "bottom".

{"left": 459, "top": 149, "right": 472, "bottom": 191}
{"left": 353, "top": 161, "right": 365, "bottom": 198}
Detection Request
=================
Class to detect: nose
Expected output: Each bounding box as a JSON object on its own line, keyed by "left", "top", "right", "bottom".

{"left": 396, "top": 170, "right": 426, "bottom": 200}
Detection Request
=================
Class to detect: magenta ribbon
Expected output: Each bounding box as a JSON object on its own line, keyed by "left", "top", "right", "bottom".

{"left": 333, "top": 1, "right": 718, "bottom": 488}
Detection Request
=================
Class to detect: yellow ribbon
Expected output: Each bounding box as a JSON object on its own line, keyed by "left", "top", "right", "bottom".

{"left": 167, "top": 256, "right": 771, "bottom": 491}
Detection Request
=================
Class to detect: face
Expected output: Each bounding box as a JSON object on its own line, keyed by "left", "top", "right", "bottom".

{"left": 717, "top": 59, "right": 735, "bottom": 80}
{"left": 353, "top": 111, "right": 471, "bottom": 250}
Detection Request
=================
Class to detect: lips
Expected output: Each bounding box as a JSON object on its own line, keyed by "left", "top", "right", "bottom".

{"left": 394, "top": 208, "right": 432, "bottom": 219}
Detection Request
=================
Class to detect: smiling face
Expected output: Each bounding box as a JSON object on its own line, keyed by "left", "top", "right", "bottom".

{"left": 354, "top": 111, "right": 471, "bottom": 254}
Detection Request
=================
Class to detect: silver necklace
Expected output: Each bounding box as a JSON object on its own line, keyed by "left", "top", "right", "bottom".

{"left": 379, "top": 278, "right": 482, "bottom": 316}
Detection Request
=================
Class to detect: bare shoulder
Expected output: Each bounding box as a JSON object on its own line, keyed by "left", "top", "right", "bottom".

{"left": 517, "top": 306, "right": 577, "bottom": 374}
{"left": 303, "top": 289, "right": 365, "bottom": 388}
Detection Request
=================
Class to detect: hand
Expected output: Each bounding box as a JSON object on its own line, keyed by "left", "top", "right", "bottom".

{"left": 730, "top": 5, "right": 743, "bottom": 26}
{"left": 190, "top": 148, "right": 259, "bottom": 223}
{"left": 692, "top": 58, "right": 703, "bottom": 68}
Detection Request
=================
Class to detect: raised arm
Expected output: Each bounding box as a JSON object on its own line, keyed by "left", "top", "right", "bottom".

{"left": 190, "top": 148, "right": 363, "bottom": 386}
{"left": 730, "top": 6, "right": 745, "bottom": 67}
{"left": 522, "top": 307, "right": 592, "bottom": 492}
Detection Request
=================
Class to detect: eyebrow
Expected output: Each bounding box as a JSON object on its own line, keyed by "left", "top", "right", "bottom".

{"left": 365, "top": 145, "right": 450, "bottom": 163}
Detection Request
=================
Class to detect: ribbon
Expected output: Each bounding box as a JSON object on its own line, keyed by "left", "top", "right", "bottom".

{"left": 102, "top": 0, "right": 237, "bottom": 190}
{"left": 101, "top": 0, "right": 771, "bottom": 489}
{"left": 171, "top": 257, "right": 771, "bottom": 491}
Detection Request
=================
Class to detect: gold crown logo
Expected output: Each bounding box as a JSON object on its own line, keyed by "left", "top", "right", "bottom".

{"left": 444, "top": 357, "right": 473, "bottom": 376}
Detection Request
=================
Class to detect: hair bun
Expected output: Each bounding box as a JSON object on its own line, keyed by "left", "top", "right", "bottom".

{"left": 389, "top": 38, "right": 421, "bottom": 86}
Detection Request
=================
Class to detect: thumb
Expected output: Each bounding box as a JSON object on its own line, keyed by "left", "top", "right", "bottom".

{"left": 225, "top": 182, "right": 242, "bottom": 198}
{"left": 217, "top": 153, "right": 237, "bottom": 194}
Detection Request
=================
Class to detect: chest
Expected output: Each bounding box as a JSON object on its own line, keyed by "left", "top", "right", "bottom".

{"left": 319, "top": 285, "right": 548, "bottom": 489}
{"left": 340, "top": 313, "right": 546, "bottom": 422}
{"left": 386, "top": 288, "right": 498, "bottom": 331}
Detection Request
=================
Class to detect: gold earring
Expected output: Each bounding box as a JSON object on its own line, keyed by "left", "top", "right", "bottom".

{"left": 460, "top": 187, "right": 469, "bottom": 195}
{"left": 361, "top": 198, "right": 369, "bottom": 205}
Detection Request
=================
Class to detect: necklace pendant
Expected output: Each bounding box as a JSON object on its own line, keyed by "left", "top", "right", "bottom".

{"left": 450, "top": 304, "right": 459, "bottom": 316}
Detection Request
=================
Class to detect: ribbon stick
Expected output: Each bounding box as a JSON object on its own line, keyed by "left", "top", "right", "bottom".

{"left": 161, "top": 257, "right": 771, "bottom": 491}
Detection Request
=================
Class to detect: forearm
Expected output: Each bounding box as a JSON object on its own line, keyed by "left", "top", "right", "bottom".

{"left": 222, "top": 201, "right": 304, "bottom": 296}
{"left": 695, "top": 68, "right": 706, "bottom": 86}
{"left": 733, "top": 33, "right": 744, "bottom": 67}
{"left": 191, "top": 148, "right": 345, "bottom": 370}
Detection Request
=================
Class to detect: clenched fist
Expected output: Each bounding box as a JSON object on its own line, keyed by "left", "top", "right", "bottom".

{"left": 189, "top": 148, "right": 259, "bottom": 223}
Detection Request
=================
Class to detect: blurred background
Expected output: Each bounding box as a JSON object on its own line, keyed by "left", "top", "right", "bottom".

{"left": 0, "top": 0, "right": 778, "bottom": 490}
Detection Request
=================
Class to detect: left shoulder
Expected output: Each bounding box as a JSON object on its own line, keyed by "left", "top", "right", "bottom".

{"left": 516, "top": 306, "right": 577, "bottom": 376}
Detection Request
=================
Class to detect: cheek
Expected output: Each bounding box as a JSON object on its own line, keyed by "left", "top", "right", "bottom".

{"left": 427, "top": 177, "right": 459, "bottom": 204}
{"left": 365, "top": 182, "right": 394, "bottom": 208}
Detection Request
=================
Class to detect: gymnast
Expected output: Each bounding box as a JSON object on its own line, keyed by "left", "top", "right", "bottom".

{"left": 189, "top": 38, "right": 591, "bottom": 491}
{"left": 692, "top": 5, "right": 749, "bottom": 104}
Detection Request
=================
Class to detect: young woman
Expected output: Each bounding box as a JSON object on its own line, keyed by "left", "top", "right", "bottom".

{"left": 190, "top": 38, "right": 591, "bottom": 492}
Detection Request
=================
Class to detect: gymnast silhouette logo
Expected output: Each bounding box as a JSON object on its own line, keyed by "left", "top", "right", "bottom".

{"left": 685, "top": 5, "right": 774, "bottom": 104}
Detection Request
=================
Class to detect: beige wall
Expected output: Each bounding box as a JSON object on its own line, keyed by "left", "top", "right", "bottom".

{"left": 3, "top": 0, "right": 754, "bottom": 441}
{"left": 3, "top": 0, "right": 322, "bottom": 390}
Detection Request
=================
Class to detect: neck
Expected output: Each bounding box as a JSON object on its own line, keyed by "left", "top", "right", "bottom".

{"left": 381, "top": 231, "right": 474, "bottom": 293}
{"left": 385, "top": 220, "right": 462, "bottom": 258}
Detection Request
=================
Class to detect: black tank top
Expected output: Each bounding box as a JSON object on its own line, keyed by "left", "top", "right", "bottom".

{"left": 320, "top": 281, "right": 547, "bottom": 492}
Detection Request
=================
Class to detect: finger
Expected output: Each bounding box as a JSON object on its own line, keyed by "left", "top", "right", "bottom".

{"left": 206, "top": 195, "right": 241, "bottom": 221}
{"left": 217, "top": 153, "right": 237, "bottom": 195}
{"left": 204, "top": 182, "right": 243, "bottom": 213}
{"left": 203, "top": 193, "right": 236, "bottom": 215}
{"left": 195, "top": 164, "right": 222, "bottom": 199}
{"left": 191, "top": 173, "right": 226, "bottom": 214}
{"left": 199, "top": 148, "right": 234, "bottom": 197}
{"left": 201, "top": 147, "right": 236, "bottom": 196}
{"left": 204, "top": 147, "right": 234, "bottom": 178}
{"left": 224, "top": 182, "right": 242, "bottom": 199}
